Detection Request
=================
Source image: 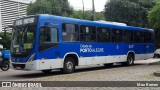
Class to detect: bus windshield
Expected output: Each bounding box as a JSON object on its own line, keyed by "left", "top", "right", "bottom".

{"left": 11, "top": 25, "right": 36, "bottom": 56}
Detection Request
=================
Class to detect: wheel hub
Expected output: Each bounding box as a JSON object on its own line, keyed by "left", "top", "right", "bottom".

{"left": 66, "top": 62, "right": 73, "bottom": 70}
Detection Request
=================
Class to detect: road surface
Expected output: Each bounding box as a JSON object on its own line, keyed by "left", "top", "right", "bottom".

{"left": 0, "top": 58, "right": 160, "bottom": 81}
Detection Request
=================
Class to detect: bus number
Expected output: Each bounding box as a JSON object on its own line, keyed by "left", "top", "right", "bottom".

{"left": 129, "top": 45, "right": 134, "bottom": 49}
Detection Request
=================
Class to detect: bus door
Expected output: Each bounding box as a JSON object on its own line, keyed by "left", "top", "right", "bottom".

{"left": 38, "top": 21, "right": 60, "bottom": 70}
{"left": 109, "top": 28, "right": 124, "bottom": 62}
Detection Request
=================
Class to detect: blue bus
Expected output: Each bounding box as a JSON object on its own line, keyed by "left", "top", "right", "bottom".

{"left": 11, "top": 14, "right": 154, "bottom": 73}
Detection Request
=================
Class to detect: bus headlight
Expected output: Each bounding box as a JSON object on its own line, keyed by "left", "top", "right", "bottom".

{"left": 28, "top": 53, "right": 35, "bottom": 62}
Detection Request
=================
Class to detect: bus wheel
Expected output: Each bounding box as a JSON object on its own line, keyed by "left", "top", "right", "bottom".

{"left": 42, "top": 69, "right": 52, "bottom": 73}
{"left": 62, "top": 57, "right": 75, "bottom": 74}
{"left": 122, "top": 54, "right": 134, "bottom": 66}
{"left": 104, "top": 63, "right": 113, "bottom": 67}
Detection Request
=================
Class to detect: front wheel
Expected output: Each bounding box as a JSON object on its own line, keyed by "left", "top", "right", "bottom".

{"left": 1, "top": 61, "right": 10, "bottom": 71}
{"left": 61, "top": 57, "right": 75, "bottom": 74}
{"left": 121, "top": 54, "right": 134, "bottom": 66}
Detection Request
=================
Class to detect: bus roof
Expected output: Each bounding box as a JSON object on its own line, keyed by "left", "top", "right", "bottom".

{"left": 30, "top": 14, "right": 154, "bottom": 32}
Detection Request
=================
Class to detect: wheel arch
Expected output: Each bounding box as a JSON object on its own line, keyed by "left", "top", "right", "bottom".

{"left": 127, "top": 51, "right": 135, "bottom": 60}
{"left": 63, "top": 52, "right": 79, "bottom": 66}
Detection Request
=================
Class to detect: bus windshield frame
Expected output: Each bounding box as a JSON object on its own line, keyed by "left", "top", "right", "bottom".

{"left": 11, "top": 16, "right": 38, "bottom": 57}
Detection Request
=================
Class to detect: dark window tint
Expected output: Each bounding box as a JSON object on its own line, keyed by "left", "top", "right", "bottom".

{"left": 62, "top": 23, "right": 79, "bottom": 42}
{"left": 134, "top": 31, "right": 143, "bottom": 43}
{"left": 123, "top": 30, "right": 133, "bottom": 43}
{"left": 97, "top": 27, "right": 110, "bottom": 42}
{"left": 151, "top": 33, "right": 154, "bottom": 43}
{"left": 80, "top": 25, "right": 96, "bottom": 42}
{"left": 144, "top": 32, "right": 154, "bottom": 43}
{"left": 111, "top": 28, "right": 123, "bottom": 42}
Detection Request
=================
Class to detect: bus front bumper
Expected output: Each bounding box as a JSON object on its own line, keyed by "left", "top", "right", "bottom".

{"left": 12, "top": 60, "right": 40, "bottom": 70}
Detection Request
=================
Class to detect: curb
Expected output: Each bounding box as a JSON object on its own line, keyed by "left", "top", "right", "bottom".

{"left": 154, "top": 71, "right": 160, "bottom": 77}
{"left": 149, "top": 61, "right": 160, "bottom": 65}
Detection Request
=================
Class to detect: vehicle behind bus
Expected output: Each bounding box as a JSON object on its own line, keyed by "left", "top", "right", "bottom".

{"left": 11, "top": 14, "right": 154, "bottom": 73}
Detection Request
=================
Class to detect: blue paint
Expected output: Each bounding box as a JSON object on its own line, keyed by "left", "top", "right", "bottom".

{"left": 11, "top": 14, "right": 155, "bottom": 63}
{"left": 1, "top": 50, "right": 11, "bottom": 59}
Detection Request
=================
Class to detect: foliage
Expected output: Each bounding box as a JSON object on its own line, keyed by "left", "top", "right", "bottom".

{"left": 27, "top": 0, "right": 105, "bottom": 21}
{"left": 0, "top": 32, "right": 12, "bottom": 49}
{"left": 148, "top": 2, "right": 160, "bottom": 48}
{"left": 104, "top": 0, "right": 156, "bottom": 28}
{"left": 27, "top": 0, "right": 74, "bottom": 17}
{"left": 156, "top": 0, "right": 160, "bottom": 2}
{"left": 148, "top": 2, "right": 160, "bottom": 29}
{"left": 71, "top": 10, "right": 105, "bottom": 21}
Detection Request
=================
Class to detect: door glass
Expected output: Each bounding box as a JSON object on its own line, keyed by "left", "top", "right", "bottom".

{"left": 39, "top": 27, "right": 58, "bottom": 51}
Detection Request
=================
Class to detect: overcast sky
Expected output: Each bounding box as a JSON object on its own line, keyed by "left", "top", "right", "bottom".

{"left": 68, "top": 0, "right": 108, "bottom": 12}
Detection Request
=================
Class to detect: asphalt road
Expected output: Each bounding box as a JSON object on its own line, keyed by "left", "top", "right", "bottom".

{"left": 0, "top": 58, "right": 160, "bottom": 81}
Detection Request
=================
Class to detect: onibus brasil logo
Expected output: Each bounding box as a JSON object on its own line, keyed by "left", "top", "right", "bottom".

{"left": 1, "top": 82, "right": 42, "bottom": 87}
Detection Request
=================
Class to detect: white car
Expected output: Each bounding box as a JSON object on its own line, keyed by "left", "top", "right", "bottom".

{"left": 154, "top": 49, "right": 160, "bottom": 58}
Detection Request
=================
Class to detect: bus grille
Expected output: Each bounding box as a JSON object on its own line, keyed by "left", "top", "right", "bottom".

{"left": 12, "top": 63, "right": 25, "bottom": 69}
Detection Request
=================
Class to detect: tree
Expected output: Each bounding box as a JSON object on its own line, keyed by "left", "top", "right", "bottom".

{"left": 104, "top": 0, "right": 156, "bottom": 28}
{"left": 27, "top": 0, "right": 74, "bottom": 17}
{"left": 148, "top": 2, "right": 160, "bottom": 48}
{"left": 148, "top": 2, "right": 160, "bottom": 29}
{"left": 0, "top": 32, "right": 12, "bottom": 49}
{"left": 27, "top": 0, "right": 105, "bottom": 21}
{"left": 71, "top": 10, "right": 105, "bottom": 21}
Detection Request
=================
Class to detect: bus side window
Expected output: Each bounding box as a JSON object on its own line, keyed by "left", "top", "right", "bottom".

{"left": 97, "top": 27, "right": 110, "bottom": 42}
{"left": 62, "top": 23, "right": 79, "bottom": 42}
{"left": 134, "top": 31, "right": 143, "bottom": 43}
{"left": 144, "top": 32, "right": 153, "bottom": 43}
{"left": 39, "top": 27, "right": 58, "bottom": 51}
{"left": 123, "top": 30, "right": 133, "bottom": 43}
{"left": 80, "top": 25, "right": 96, "bottom": 42}
{"left": 111, "top": 29, "right": 123, "bottom": 43}
{"left": 151, "top": 33, "right": 154, "bottom": 43}
{"left": 40, "top": 27, "right": 50, "bottom": 42}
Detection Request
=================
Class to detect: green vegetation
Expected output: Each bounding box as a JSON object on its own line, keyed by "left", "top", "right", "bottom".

{"left": 104, "top": 0, "right": 156, "bottom": 28}
{"left": 27, "top": 0, "right": 74, "bottom": 17}
{"left": 71, "top": 10, "right": 105, "bottom": 21}
{"left": 148, "top": 2, "right": 160, "bottom": 29}
{"left": 148, "top": 2, "right": 160, "bottom": 48}
{"left": 27, "top": 0, "right": 105, "bottom": 21}
{"left": 0, "top": 32, "right": 12, "bottom": 49}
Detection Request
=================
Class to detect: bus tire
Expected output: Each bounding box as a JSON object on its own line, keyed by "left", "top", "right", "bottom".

{"left": 122, "top": 54, "right": 134, "bottom": 66}
{"left": 153, "top": 54, "right": 160, "bottom": 58}
{"left": 104, "top": 63, "right": 113, "bottom": 67}
{"left": 62, "top": 57, "right": 75, "bottom": 74}
{"left": 42, "top": 69, "right": 52, "bottom": 73}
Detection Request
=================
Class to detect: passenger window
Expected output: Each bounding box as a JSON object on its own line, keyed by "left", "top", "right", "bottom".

{"left": 62, "top": 23, "right": 79, "bottom": 42}
{"left": 144, "top": 32, "right": 154, "bottom": 43}
{"left": 123, "top": 30, "right": 133, "bottom": 43}
{"left": 134, "top": 31, "right": 143, "bottom": 43}
{"left": 80, "top": 25, "right": 96, "bottom": 42}
{"left": 111, "top": 29, "right": 123, "bottom": 42}
{"left": 39, "top": 27, "right": 58, "bottom": 51}
{"left": 40, "top": 27, "right": 58, "bottom": 43}
{"left": 151, "top": 33, "right": 154, "bottom": 43}
{"left": 97, "top": 27, "right": 110, "bottom": 42}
